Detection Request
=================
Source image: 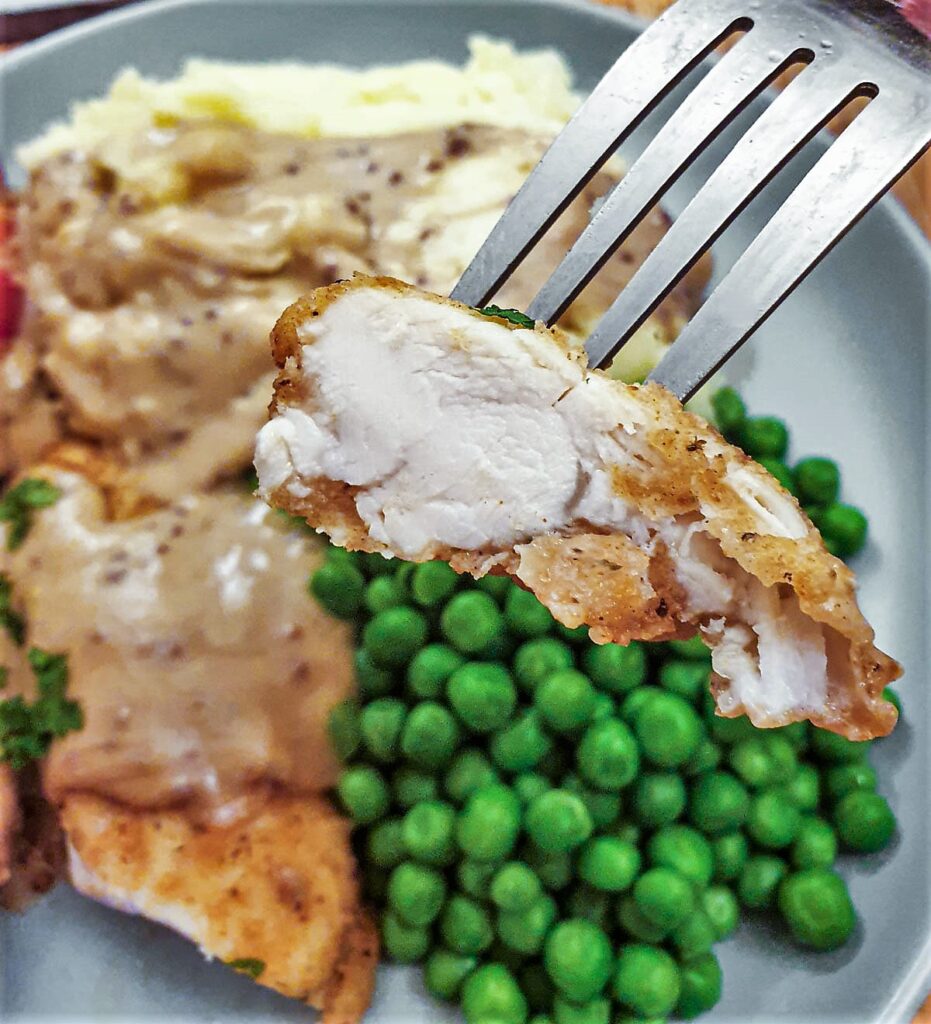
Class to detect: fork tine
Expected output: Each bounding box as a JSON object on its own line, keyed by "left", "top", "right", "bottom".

{"left": 450, "top": 0, "right": 750, "bottom": 308}
{"left": 526, "top": 29, "right": 808, "bottom": 326}
{"left": 649, "top": 95, "right": 931, "bottom": 401}
{"left": 582, "top": 58, "right": 863, "bottom": 371}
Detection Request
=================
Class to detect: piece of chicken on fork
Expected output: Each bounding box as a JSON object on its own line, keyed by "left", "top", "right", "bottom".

{"left": 255, "top": 275, "right": 899, "bottom": 741}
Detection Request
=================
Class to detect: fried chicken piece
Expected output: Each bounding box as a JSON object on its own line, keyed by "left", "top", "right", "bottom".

{"left": 256, "top": 275, "right": 899, "bottom": 740}
{"left": 61, "top": 793, "right": 376, "bottom": 1022}
{"left": 0, "top": 765, "right": 18, "bottom": 888}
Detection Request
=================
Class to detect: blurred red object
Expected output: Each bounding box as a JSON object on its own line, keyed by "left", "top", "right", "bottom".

{"left": 898, "top": 0, "right": 931, "bottom": 37}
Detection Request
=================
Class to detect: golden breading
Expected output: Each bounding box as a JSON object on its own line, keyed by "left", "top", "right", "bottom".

{"left": 256, "top": 275, "right": 899, "bottom": 739}
{"left": 61, "top": 793, "right": 376, "bottom": 1020}
{"left": 0, "top": 765, "right": 17, "bottom": 888}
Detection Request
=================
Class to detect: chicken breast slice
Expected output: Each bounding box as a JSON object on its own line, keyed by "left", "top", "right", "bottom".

{"left": 61, "top": 793, "right": 376, "bottom": 1024}
{"left": 255, "top": 275, "right": 899, "bottom": 740}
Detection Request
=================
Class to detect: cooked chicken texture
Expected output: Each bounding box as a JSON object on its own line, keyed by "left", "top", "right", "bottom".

{"left": 62, "top": 793, "right": 376, "bottom": 1023}
{"left": 0, "top": 765, "right": 17, "bottom": 888}
{"left": 3, "top": 121, "right": 708, "bottom": 493}
{"left": 256, "top": 276, "right": 899, "bottom": 740}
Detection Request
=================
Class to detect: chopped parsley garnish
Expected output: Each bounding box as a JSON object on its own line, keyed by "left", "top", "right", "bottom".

{"left": 226, "top": 957, "right": 266, "bottom": 979}
{"left": 0, "top": 574, "right": 25, "bottom": 646}
{"left": 241, "top": 467, "right": 260, "bottom": 494}
{"left": 0, "top": 647, "right": 83, "bottom": 770}
{"left": 0, "top": 478, "right": 61, "bottom": 551}
{"left": 477, "top": 305, "right": 536, "bottom": 329}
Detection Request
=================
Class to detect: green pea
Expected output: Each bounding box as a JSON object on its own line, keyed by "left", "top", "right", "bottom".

{"left": 544, "top": 919, "right": 613, "bottom": 1003}
{"left": 327, "top": 699, "right": 361, "bottom": 762}
{"left": 461, "top": 963, "right": 529, "bottom": 1024}
{"left": 633, "top": 772, "right": 687, "bottom": 828}
{"left": 526, "top": 790, "right": 593, "bottom": 853}
{"left": 682, "top": 739, "right": 722, "bottom": 778}
{"left": 441, "top": 895, "right": 495, "bottom": 955}
{"left": 393, "top": 766, "right": 440, "bottom": 808}
{"left": 738, "top": 855, "right": 788, "bottom": 910}
{"left": 525, "top": 845, "right": 574, "bottom": 892}
{"left": 747, "top": 790, "right": 802, "bottom": 849}
{"left": 793, "top": 457, "right": 840, "bottom": 506}
{"left": 833, "top": 791, "right": 895, "bottom": 853}
{"left": 458, "top": 858, "right": 497, "bottom": 899}
{"left": 728, "top": 737, "right": 776, "bottom": 789}
{"left": 562, "top": 778, "right": 622, "bottom": 830}
{"left": 553, "top": 997, "right": 611, "bottom": 1024}
{"left": 702, "top": 885, "right": 740, "bottom": 941}
{"left": 666, "top": 635, "right": 713, "bottom": 662}
{"left": 818, "top": 503, "right": 868, "bottom": 557}
{"left": 491, "top": 862, "right": 543, "bottom": 913}
{"left": 457, "top": 784, "right": 522, "bottom": 862}
{"left": 578, "top": 837, "right": 641, "bottom": 893}
{"left": 741, "top": 416, "right": 789, "bottom": 459}
{"left": 387, "top": 861, "right": 446, "bottom": 926}
{"left": 445, "top": 748, "right": 500, "bottom": 804}
{"left": 884, "top": 687, "right": 902, "bottom": 717}
{"left": 309, "top": 559, "right": 365, "bottom": 618}
{"left": 778, "top": 721, "right": 811, "bottom": 752}
{"left": 354, "top": 648, "right": 396, "bottom": 699}
{"left": 402, "top": 800, "right": 456, "bottom": 866}
{"left": 338, "top": 765, "right": 389, "bottom": 825}
{"left": 762, "top": 735, "right": 799, "bottom": 784}
{"left": 688, "top": 771, "right": 750, "bottom": 835}
{"left": 381, "top": 910, "right": 430, "bottom": 963}
{"left": 360, "top": 698, "right": 407, "bottom": 763}
{"left": 535, "top": 669, "right": 598, "bottom": 733}
{"left": 365, "top": 817, "right": 405, "bottom": 869}
{"left": 441, "top": 591, "right": 506, "bottom": 655}
{"left": 711, "top": 831, "right": 748, "bottom": 882}
{"left": 658, "top": 660, "right": 709, "bottom": 703}
{"left": 514, "top": 772, "right": 551, "bottom": 806}
{"left": 620, "top": 686, "right": 662, "bottom": 725}
{"left": 614, "top": 821, "right": 641, "bottom": 847}
{"left": 791, "top": 816, "right": 838, "bottom": 869}
{"left": 497, "top": 895, "right": 558, "bottom": 955}
{"left": 449, "top": 662, "right": 517, "bottom": 733}
{"left": 810, "top": 728, "right": 870, "bottom": 764}
{"left": 556, "top": 622, "right": 590, "bottom": 644}
{"left": 613, "top": 944, "right": 681, "bottom": 1018}
{"left": 407, "top": 644, "right": 465, "bottom": 700}
{"left": 676, "top": 951, "right": 723, "bottom": 1020}
{"left": 537, "top": 745, "right": 571, "bottom": 781}
{"left": 615, "top": 896, "right": 670, "bottom": 943}
{"left": 648, "top": 825, "right": 714, "bottom": 888}
{"left": 778, "top": 868, "right": 856, "bottom": 951}
{"left": 504, "top": 586, "right": 554, "bottom": 638}
{"left": 581, "top": 642, "right": 647, "bottom": 694}
{"left": 590, "top": 692, "right": 616, "bottom": 723}
{"left": 363, "top": 607, "right": 429, "bottom": 667}
{"left": 520, "top": 962, "right": 556, "bottom": 1013}
{"left": 758, "top": 458, "right": 796, "bottom": 494}
{"left": 363, "top": 575, "right": 406, "bottom": 614}
{"left": 358, "top": 551, "right": 395, "bottom": 577}
{"left": 401, "top": 702, "right": 461, "bottom": 770}
{"left": 513, "top": 638, "right": 575, "bottom": 692}
{"left": 474, "top": 573, "right": 511, "bottom": 601}
{"left": 633, "top": 868, "right": 695, "bottom": 931}
{"left": 777, "top": 763, "right": 821, "bottom": 812}
{"left": 577, "top": 718, "right": 640, "bottom": 791}
{"left": 565, "top": 885, "right": 613, "bottom": 930}
{"left": 634, "top": 692, "right": 702, "bottom": 768}
{"left": 410, "top": 560, "right": 459, "bottom": 607}
{"left": 424, "top": 948, "right": 477, "bottom": 1001}
{"left": 670, "top": 908, "right": 716, "bottom": 960}
{"left": 711, "top": 386, "right": 746, "bottom": 439}
{"left": 824, "top": 762, "right": 878, "bottom": 803}
{"left": 706, "top": 709, "right": 757, "bottom": 745}
{"left": 491, "top": 711, "right": 553, "bottom": 773}
{"left": 481, "top": 631, "right": 519, "bottom": 662}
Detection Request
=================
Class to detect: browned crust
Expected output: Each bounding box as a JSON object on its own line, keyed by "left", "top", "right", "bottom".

{"left": 265, "top": 275, "right": 900, "bottom": 739}
{"left": 0, "top": 765, "right": 18, "bottom": 889}
{"left": 60, "top": 792, "right": 376, "bottom": 1017}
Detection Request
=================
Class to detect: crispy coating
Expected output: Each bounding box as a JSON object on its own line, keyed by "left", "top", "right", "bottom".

{"left": 260, "top": 275, "right": 900, "bottom": 740}
{"left": 61, "top": 793, "right": 376, "bottom": 1020}
{"left": 0, "top": 765, "right": 17, "bottom": 888}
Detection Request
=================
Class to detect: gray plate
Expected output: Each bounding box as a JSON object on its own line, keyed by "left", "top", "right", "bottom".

{"left": 1, "top": 1, "right": 929, "bottom": 1021}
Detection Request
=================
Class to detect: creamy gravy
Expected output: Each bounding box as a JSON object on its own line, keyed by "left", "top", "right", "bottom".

{"left": 1, "top": 470, "right": 353, "bottom": 823}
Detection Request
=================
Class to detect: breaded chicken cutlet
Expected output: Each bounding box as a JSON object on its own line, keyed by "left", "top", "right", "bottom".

{"left": 256, "top": 275, "right": 900, "bottom": 741}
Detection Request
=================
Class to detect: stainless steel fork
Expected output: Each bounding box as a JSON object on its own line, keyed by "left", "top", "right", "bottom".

{"left": 451, "top": 0, "right": 931, "bottom": 401}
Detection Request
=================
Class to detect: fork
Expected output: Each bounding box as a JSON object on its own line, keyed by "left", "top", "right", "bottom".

{"left": 450, "top": 0, "right": 931, "bottom": 401}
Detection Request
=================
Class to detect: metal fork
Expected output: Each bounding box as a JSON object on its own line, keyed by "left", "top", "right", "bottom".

{"left": 450, "top": 0, "right": 931, "bottom": 401}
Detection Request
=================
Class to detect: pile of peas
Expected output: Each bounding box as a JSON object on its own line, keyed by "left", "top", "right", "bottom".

{"left": 310, "top": 388, "right": 899, "bottom": 1024}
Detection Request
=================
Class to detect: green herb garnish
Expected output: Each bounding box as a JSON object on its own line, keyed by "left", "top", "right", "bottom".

{"left": 0, "top": 574, "right": 24, "bottom": 647}
{"left": 226, "top": 957, "right": 266, "bottom": 979}
{"left": 0, "top": 647, "right": 83, "bottom": 770}
{"left": 0, "top": 478, "right": 61, "bottom": 551}
{"left": 477, "top": 305, "right": 536, "bottom": 329}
